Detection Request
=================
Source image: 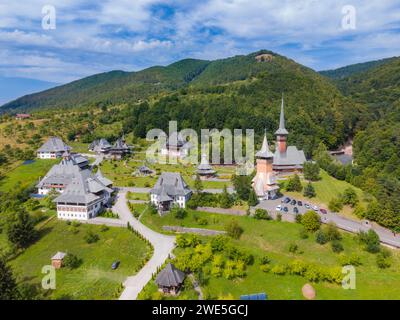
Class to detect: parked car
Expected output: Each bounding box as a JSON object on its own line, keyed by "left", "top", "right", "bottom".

{"left": 276, "top": 205, "right": 282, "bottom": 212}
{"left": 283, "top": 207, "right": 289, "bottom": 212}
{"left": 305, "top": 203, "right": 311, "bottom": 209}
{"left": 282, "top": 197, "right": 291, "bottom": 204}
{"left": 320, "top": 208, "right": 328, "bottom": 214}
{"left": 293, "top": 207, "right": 299, "bottom": 214}
{"left": 297, "top": 201, "right": 303, "bottom": 206}
{"left": 290, "top": 199, "right": 297, "bottom": 205}
{"left": 111, "top": 261, "right": 120, "bottom": 270}
{"left": 312, "top": 205, "right": 319, "bottom": 212}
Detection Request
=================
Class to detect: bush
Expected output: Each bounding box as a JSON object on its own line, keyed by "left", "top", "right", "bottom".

{"left": 295, "top": 214, "right": 302, "bottom": 224}
{"left": 225, "top": 220, "right": 243, "bottom": 239}
{"left": 288, "top": 242, "right": 298, "bottom": 253}
{"left": 147, "top": 203, "right": 158, "bottom": 215}
{"left": 259, "top": 255, "right": 271, "bottom": 265}
{"left": 342, "top": 188, "right": 359, "bottom": 207}
{"left": 301, "top": 211, "right": 321, "bottom": 232}
{"left": 270, "top": 264, "right": 287, "bottom": 275}
{"left": 133, "top": 210, "right": 140, "bottom": 218}
{"left": 253, "top": 209, "right": 271, "bottom": 220}
{"left": 376, "top": 252, "right": 391, "bottom": 269}
{"left": 358, "top": 230, "right": 381, "bottom": 253}
{"left": 328, "top": 197, "right": 343, "bottom": 212}
{"left": 248, "top": 189, "right": 259, "bottom": 206}
{"left": 315, "top": 230, "right": 328, "bottom": 245}
{"left": 197, "top": 218, "right": 208, "bottom": 226}
{"left": 331, "top": 240, "right": 344, "bottom": 253}
{"left": 338, "top": 253, "right": 362, "bottom": 266}
{"left": 71, "top": 221, "right": 81, "bottom": 228}
{"left": 63, "top": 253, "right": 81, "bottom": 269}
{"left": 84, "top": 231, "right": 99, "bottom": 244}
{"left": 276, "top": 213, "right": 282, "bottom": 221}
{"left": 100, "top": 225, "right": 109, "bottom": 232}
{"left": 303, "top": 182, "right": 316, "bottom": 198}
{"left": 303, "top": 162, "right": 320, "bottom": 181}
{"left": 325, "top": 222, "right": 341, "bottom": 241}
{"left": 173, "top": 208, "right": 188, "bottom": 220}
{"left": 299, "top": 227, "right": 309, "bottom": 239}
{"left": 286, "top": 174, "right": 302, "bottom": 192}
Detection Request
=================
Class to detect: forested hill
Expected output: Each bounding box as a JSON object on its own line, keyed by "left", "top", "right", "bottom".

{"left": 1, "top": 50, "right": 358, "bottom": 116}
{"left": 0, "top": 58, "right": 211, "bottom": 112}
{"left": 319, "top": 56, "right": 398, "bottom": 80}
{"left": 332, "top": 56, "right": 400, "bottom": 115}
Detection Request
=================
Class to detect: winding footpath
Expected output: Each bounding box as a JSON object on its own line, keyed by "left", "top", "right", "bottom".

{"left": 111, "top": 190, "right": 176, "bottom": 300}
{"left": 87, "top": 190, "right": 176, "bottom": 300}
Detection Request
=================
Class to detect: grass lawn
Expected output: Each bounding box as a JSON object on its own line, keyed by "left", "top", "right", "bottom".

{"left": 0, "top": 159, "right": 58, "bottom": 193}
{"left": 9, "top": 218, "right": 152, "bottom": 300}
{"left": 68, "top": 141, "right": 90, "bottom": 154}
{"left": 283, "top": 170, "right": 367, "bottom": 220}
{"left": 99, "top": 158, "right": 232, "bottom": 189}
{"left": 136, "top": 204, "right": 400, "bottom": 300}
{"left": 127, "top": 192, "right": 149, "bottom": 201}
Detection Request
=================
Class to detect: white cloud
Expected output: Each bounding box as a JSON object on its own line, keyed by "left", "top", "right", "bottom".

{"left": 0, "top": 0, "right": 399, "bottom": 81}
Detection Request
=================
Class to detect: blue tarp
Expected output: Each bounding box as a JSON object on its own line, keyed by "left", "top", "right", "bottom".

{"left": 23, "top": 160, "right": 35, "bottom": 165}
{"left": 30, "top": 194, "right": 45, "bottom": 199}
{"left": 240, "top": 293, "right": 267, "bottom": 300}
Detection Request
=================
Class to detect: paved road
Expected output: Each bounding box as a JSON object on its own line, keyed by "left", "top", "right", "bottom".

{"left": 256, "top": 197, "right": 400, "bottom": 248}
{"left": 112, "top": 190, "right": 176, "bottom": 300}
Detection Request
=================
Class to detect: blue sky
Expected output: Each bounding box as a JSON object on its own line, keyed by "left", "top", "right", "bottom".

{"left": 0, "top": 0, "right": 400, "bottom": 84}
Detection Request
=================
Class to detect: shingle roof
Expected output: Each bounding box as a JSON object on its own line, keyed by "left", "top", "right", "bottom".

{"left": 256, "top": 133, "right": 274, "bottom": 159}
{"left": 51, "top": 252, "right": 66, "bottom": 260}
{"left": 150, "top": 172, "right": 192, "bottom": 197}
{"left": 111, "top": 138, "right": 129, "bottom": 151}
{"left": 38, "top": 159, "right": 113, "bottom": 204}
{"left": 197, "top": 153, "right": 216, "bottom": 175}
{"left": 89, "top": 139, "right": 112, "bottom": 152}
{"left": 155, "top": 263, "right": 186, "bottom": 287}
{"left": 38, "top": 137, "right": 71, "bottom": 153}
{"left": 273, "top": 146, "right": 306, "bottom": 166}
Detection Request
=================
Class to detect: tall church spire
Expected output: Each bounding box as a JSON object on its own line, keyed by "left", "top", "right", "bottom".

{"left": 275, "top": 94, "right": 289, "bottom": 136}
{"left": 256, "top": 130, "right": 274, "bottom": 158}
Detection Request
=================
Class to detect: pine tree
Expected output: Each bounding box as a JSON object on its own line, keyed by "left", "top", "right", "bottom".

{"left": 248, "top": 189, "right": 259, "bottom": 206}
{"left": 0, "top": 258, "right": 18, "bottom": 300}
{"left": 219, "top": 185, "right": 233, "bottom": 208}
{"left": 6, "top": 210, "right": 37, "bottom": 249}
{"left": 286, "top": 174, "right": 303, "bottom": 192}
{"left": 303, "top": 182, "right": 316, "bottom": 198}
{"left": 194, "top": 173, "right": 204, "bottom": 194}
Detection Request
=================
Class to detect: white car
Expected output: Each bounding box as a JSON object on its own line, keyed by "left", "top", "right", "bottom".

{"left": 305, "top": 203, "right": 311, "bottom": 209}
{"left": 312, "top": 205, "right": 319, "bottom": 211}
{"left": 275, "top": 205, "right": 282, "bottom": 212}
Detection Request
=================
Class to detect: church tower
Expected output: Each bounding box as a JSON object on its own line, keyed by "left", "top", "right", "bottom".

{"left": 275, "top": 96, "right": 289, "bottom": 154}
{"left": 252, "top": 131, "right": 279, "bottom": 200}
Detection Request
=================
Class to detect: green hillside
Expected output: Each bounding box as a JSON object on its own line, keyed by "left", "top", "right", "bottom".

{"left": 319, "top": 57, "right": 398, "bottom": 80}
{"left": 0, "top": 59, "right": 210, "bottom": 112}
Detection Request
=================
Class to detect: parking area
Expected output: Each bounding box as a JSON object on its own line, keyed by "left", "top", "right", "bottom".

{"left": 256, "top": 196, "right": 329, "bottom": 218}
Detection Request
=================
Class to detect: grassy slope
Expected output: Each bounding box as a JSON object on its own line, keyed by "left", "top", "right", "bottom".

{"left": 283, "top": 170, "right": 366, "bottom": 220}
{"left": 9, "top": 218, "right": 151, "bottom": 300}
{"left": 0, "top": 159, "right": 58, "bottom": 193}
{"left": 99, "top": 158, "right": 232, "bottom": 189}
{"left": 135, "top": 205, "right": 400, "bottom": 299}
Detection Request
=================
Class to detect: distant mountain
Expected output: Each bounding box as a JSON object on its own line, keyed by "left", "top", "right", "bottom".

{"left": 1, "top": 50, "right": 334, "bottom": 113}
{"left": 0, "top": 59, "right": 211, "bottom": 112}
{"left": 319, "top": 57, "right": 398, "bottom": 80}
{"left": 0, "top": 77, "right": 58, "bottom": 106}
